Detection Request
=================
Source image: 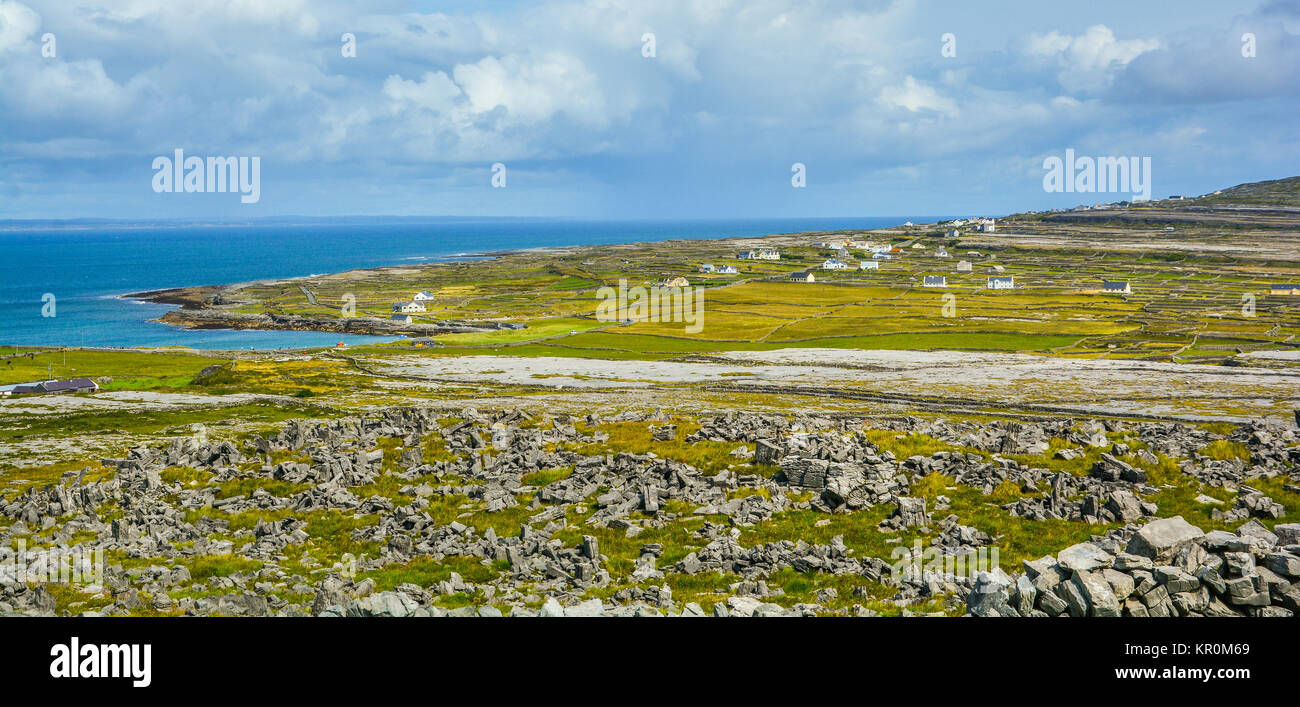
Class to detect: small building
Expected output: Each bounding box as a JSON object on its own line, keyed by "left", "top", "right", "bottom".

{"left": 738, "top": 248, "right": 780, "bottom": 260}
{"left": 789, "top": 271, "right": 815, "bottom": 283}
{"left": 922, "top": 275, "right": 947, "bottom": 288}
{"left": 912, "top": 242, "right": 926, "bottom": 249}
{"left": 390, "top": 314, "right": 413, "bottom": 324}
{"left": 872, "top": 252, "right": 893, "bottom": 260}
{"left": 412, "top": 291, "right": 436, "bottom": 301}
{"left": 956, "top": 260, "right": 973, "bottom": 272}
{"left": 987, "top": 276, "right": 1015, "bottom": 290}
{"left": 717, "top": 265, "right": 739, "bottom": 274}
{"left": 990, "top": 264, "right": 1006, "bottom": 273}
{"left": 1102, "top": 281, "right": 1131, "bottom": 294}
{"left": 945, "top": 229, "right": 961, "bottom": 238}
{"left": 36, "top": 378, "right": 99, "bottom": 394}
{"left": 860, "top": 261, "right": 879, "bottom": 270}
{"left": 977, "top": 220, "right": 996, "bottom": 233}
{"left": 1270, "top": 284, "right": 1300, "bottom": 296}
{"left": 657, "top": 276, "right": 691, "bottom": 288}
{"left": 935, "top": 248, "right": 950, "bottom": 258}
{"left": 822, "top": 258, "right": 850, "bottom": 270}
{"left": 393, "top": 301, "right": 427, "bottom": 313}
{"left": 697, "top": 264, "right": 716, "bottom": 273}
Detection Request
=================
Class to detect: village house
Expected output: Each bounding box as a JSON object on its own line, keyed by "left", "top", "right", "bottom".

{"left": 717, "top": 264, "right": 739, "bottom": 274}
{"left": 1, "top": 378, "right": 99, "bottom": 396}
{"left": 923, "top": 275, "right": 947, "bottom": 288}
{"left": 697, "top": 264, "right": 716, "bottom": 273}
{"left": 1270, "top": 284, "right": 1300, "bottom": 296}
{"left": 935, "top": 247, "right": 950, "bottom": 258}
{"left": 860, "top": 261, "right": 879, "bottom": 270}
{"left": 822, "top": 258, "right": 850, "bottom": 270}
{"left": 739, "top": 249, "right": 780, "bottom": 260}
{"left": 977, "top": 220, "right": 996, "bottom": 233}
{"left": 390, "top": 314, "right": 413, "bottom": 324}
{"left": 956, "top": 260, "right": 973, "bottom": 272}
{"left": 412, "top": 291, "right": 435, "bottom": 301}
{"left": 945, "top": 229, "right": 961, "bottom": 238}
{"left": 392, "top": 301, "right": 427, "bottom": 313}
{"left": 1102, "top": 281, "right": 1132, "bottom": 294}
{"left": 789, "top": 271, "right": 815, "bottom": 283}
{"left": 873, "top": 252, "right": 893, "bottom": 260}
{"left": 987, "top": 276, "right": 1015, "bottom": 290}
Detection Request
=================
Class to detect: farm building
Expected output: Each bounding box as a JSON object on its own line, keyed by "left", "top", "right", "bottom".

{"left": 1270, "top": 284, "right": 1300, "bottom": 295}
{"left": 657, "top": 277, "right": 691, "bottom": 288}
{"left": 987, "top": 276, "right": 1015, "bottom": 290}
{"left": 945, "top": 229, "right": 961, "bottom": 238}
{"left": 412, "top": 291, "right": 435, "bottom": 301}
{"left": 1102, "top": 281, "right": 1132, "bottom": 294}
{"left": 789, "top": 271, "right": 816, "bottom": 283}
{"left": 392, "top": 301, "right": 427, "bottom": 313}
{"left": 873, "top": 252, "right": 893, "bottom": 260}
{"left": 390, "top": 314, "right": 413, "bottom": 324}
{"left": 956, "top": 260, "right": 972, "bottom": 272}
{"left": 935, "top": 248, "right": 950, "bottom": 258}
{"left": 1, "top": 378, "right": 99, "bottom": 396}
{"left": 860, "top": 261, "right": 879, "bottom": 270}
{"left": 717, "top": 265, "right": 739, "bottom": 274}
{"left": 822, "top": 258, "right": 850, "bottom": 270}
{"left": 923, "top": 275, "right": 947, "bottom": 288}
{"left": 977, "top": 220, "right": 996, "bottom": 233}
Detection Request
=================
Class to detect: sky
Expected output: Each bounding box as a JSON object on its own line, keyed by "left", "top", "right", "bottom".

{"left": 0, "top": 0, "right": 1297, "bottom": 220}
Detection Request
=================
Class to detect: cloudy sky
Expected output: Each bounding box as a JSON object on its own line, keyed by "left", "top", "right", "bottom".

{"left": 1, "top": 0, "right": 1297, "bottom": 220}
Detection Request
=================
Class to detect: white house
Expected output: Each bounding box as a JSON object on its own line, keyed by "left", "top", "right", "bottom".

{"left": 390, "top": 313, "right": 413, "bottom": 324}
{"left": 1102, "top": 281, "right": 1132, "bottom": 294}
{"left": 873, "top": 252, "right": 893, "bottom": 260}
{"left": 717, "top": 265, "right": 739, "bottom": 274}
{"left": 789, "top": 271, "right": 815, "bottom": 283}
{"left": 822, "top": 258, "right": 850, "bottom": 270}
{"left": 923, "top": 275, "right": 947, "bottom": 288}
{"left": 935, "top": 248, "right": 950, "bottom": 258}
{"left": 393, "top": 301, "right": 426, "bottom": 313}
{"left": 977, "top": 220, "right": 996, "bottom": 233}
{"left": 738, "top": 249, "right": 780, "bottom": 260}
{"left": 860, "top": 261, "right": 879, "bottom": 270}
{"left": 945, "top": 229, "right": 961, "bottom": 238}
{"left": 987, "top": 276, "right": 1015, "bottom": 290}
{"left": 412, "top": 291, "right": 435, "bottom": 301}
{"left": 956, "top": 260, "right": 972, "bottom": 272}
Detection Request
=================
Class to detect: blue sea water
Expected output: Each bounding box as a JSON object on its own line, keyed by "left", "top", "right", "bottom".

{"left": 0, "top": 217, "right": 932, "bottom": 350}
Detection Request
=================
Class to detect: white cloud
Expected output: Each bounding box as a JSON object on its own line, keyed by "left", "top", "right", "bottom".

{"left": 1027, "top": 25, "right": 1161, "bottom": 93}
{"left": 0, "top": 0, "right": 39, "bottom": 53}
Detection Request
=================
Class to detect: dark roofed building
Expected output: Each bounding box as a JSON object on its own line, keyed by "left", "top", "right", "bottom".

{"left": 37, "top": 378, "right": 99, "bottom": 394}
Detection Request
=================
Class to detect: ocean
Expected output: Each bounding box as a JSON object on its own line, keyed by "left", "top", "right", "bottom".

{"left": 0, "top": 217, "right": 931, "bottom": 350}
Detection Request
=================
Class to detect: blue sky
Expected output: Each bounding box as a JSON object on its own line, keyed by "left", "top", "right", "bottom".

{"left": 1, "top": 0, "right": 1297, "bottom": 219}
